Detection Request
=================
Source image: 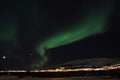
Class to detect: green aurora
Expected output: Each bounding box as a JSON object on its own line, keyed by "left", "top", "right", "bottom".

{"left": 36, "top": 0, "right": 115, "bottom": 66}
{"left": 0, "top": 19, "right": 17, "bottom": 42}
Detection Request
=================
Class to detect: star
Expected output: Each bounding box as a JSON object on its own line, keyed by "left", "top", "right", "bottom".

{"left": 2, "top": 56, "right": 6, "bottom": 59}
{"left": 29, "top": 53, "right": 33, "bottom": 56}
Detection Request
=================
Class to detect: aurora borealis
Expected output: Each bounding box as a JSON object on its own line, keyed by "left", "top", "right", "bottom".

{"left": 36, "top": 0, "right": 115, "bottom": 66}
{"left": 0, "top": 0, "right": 120, "bottom": 69}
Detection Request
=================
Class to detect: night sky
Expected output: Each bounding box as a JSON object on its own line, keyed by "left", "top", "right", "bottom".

{"left": 0, "top": 0, "right": 120, "bottom": 69}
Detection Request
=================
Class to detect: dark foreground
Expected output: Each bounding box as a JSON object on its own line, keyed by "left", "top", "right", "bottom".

{"left": 0, "top": 76, "right": 119, "bottom": 80}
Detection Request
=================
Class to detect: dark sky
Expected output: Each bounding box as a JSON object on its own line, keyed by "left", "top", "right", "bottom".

{"left": 0, "top": 0, "right": 120, "bottom": 69}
